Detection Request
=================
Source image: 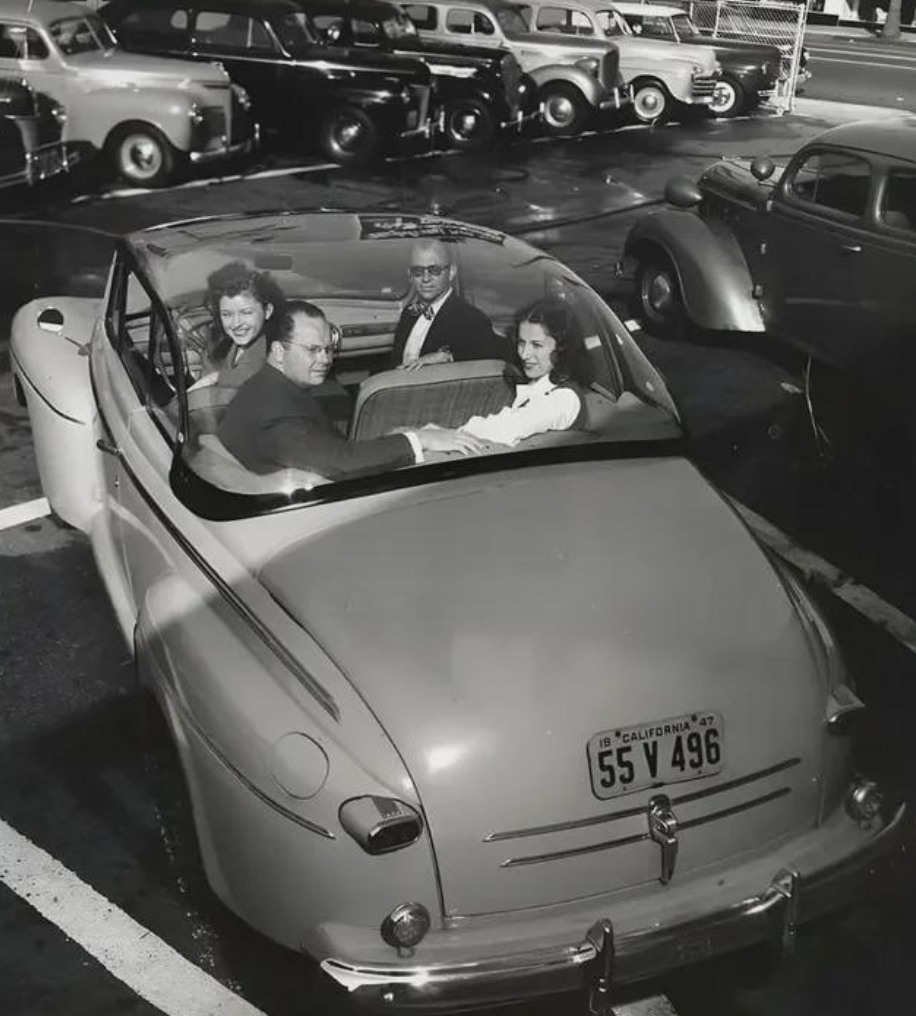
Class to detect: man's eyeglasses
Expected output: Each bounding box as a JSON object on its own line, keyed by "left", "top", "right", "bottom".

{"left": 286, "top": 323, "right": 341, "bottom": 356}
{"left": 408, "top": 264, "right": 448, "bottom": 279}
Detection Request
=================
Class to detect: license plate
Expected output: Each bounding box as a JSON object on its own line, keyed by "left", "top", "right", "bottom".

{"left": 587, "top": 711, "right": 724, "bottom": 800}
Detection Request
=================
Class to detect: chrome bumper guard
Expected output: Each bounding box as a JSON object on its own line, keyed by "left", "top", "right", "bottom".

{"left": 189, "top": 125, "right": 259, "bottom": 165}
{"left": 598, "top": 85, "right": 633, "bottom": 111}
{"left": 321, "top": 802, "right": 907, "bottom": 1013}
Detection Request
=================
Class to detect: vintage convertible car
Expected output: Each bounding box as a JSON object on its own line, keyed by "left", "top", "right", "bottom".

{"left": 618, "top": 116, "right": 916, "bottom": 369}
{"left": 10, "top": 211, "right": 906, "bottom": 1012}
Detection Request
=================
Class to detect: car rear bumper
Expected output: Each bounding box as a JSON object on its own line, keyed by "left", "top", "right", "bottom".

{"left": 321, "top": 799, "right": 908, "bottom": 1013}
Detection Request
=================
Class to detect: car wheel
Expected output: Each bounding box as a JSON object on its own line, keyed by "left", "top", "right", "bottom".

{"left": 632, "top": 82, "right": 670, "bottom": 124}
{"left": 319, "top": 107, "right": 379, "bottom": 165}
{"left": 539, "top": 83, "right": 589, "bottom": 137}
{"left": 709, "top": 76, "right": 747, "bottom": 118}
{"left": 107, "top": 122, "right": 178, "bottom": 188}
{"left": 443, "top": 98, "right": 496, "bottom": 150}
{"left": 634, "top": 253, "right": 687, "bottom": 339}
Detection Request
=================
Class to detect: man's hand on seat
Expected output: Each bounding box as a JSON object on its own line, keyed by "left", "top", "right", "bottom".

{"left": 400, "top": 349, "right": 454, "bottom": 371}
{"left": 415, "top": 424, "right": 486, "bottom": 456}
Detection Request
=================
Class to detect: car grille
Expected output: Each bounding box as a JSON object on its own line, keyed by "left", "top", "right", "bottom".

{"left": 600, "top": 49, "right": 620, "bottom": 89}
{"left": 690, "top": 74, "right": 719, "bottom": 99}
{"left": 199, "top": 105, "right": 227, "bottom": 150}
{"left": 500, "top": 52, "right": 523, "bottom": 111}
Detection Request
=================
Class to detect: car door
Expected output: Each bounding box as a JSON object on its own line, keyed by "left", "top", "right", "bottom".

{"left": 763, "top": 146, "right": 876, "bottom": 366}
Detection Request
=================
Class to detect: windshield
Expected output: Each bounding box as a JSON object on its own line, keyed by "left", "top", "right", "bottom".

{"left": 276, "top": 12, "right": 315, "bottom": 53}
{"left": 670, "top": 13, "right": 700, "bottom": 37}
{"left": 594, "top": 10, "right": 631, "bottom": 36}
{"left": 497, "top": 7, "right": 532, "bottom": 34}
{"left": 49, "top": 15, "right": 116, "bottom": 55}
{"left": 125, "top": 214, "right": 679, "bottom": 516}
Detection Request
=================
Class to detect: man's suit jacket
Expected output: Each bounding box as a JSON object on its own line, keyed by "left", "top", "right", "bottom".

{"left": 390, "top": 291, "right": 506, "bottom": 367}
{"left": 219, "top": 364, "right": 414, "bottom": 481}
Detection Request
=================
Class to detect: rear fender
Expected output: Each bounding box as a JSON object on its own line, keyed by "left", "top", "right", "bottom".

{"left": 10, "top": 296, "right": 106, "bottom": 531}
{"left": 625, "top": 209, "right": 765, "bottom": 332}
{"left": 530, "top": 64, "right": 603, "bottom": 106}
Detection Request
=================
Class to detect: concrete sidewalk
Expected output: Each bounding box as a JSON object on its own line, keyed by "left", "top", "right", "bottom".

{"left": 790, "top": 95, "right": 915, "bottom": 122}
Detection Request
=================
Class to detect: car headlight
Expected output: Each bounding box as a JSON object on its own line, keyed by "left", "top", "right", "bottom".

{"left": 231, "top": 82, "right": 252, "bottom": 111}
{"left": 846, "top": 778, "right": 884, "bottom": 828}
{"left": 187, "top": 101, "right": 205, "bottom": 126}
{"left": 575, "top": 56, "right": 600, "bottom": 77}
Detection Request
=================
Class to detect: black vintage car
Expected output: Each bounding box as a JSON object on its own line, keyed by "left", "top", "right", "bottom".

{"left": 0, "top": 75, "right": 70, "bottom": 191}
{"left": 620, "top": 117, "right": 916, "bottom": 371}
{"left": 101, "top": 0, "right": 435, "bottom": 164}
{"left": 295, "top": 0, "right": 539, "bottom": 149}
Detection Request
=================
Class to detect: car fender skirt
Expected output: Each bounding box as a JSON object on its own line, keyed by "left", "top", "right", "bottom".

{"left": 626, "top": 211, "right": 765, "bottom": 333}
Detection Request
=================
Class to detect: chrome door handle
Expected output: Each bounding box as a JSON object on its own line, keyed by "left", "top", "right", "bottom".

{"left": 841, "top": 244, "right": 862, "bottom": 255}
{"left": 96, "top": 438, "right": 121, "bottom": 458}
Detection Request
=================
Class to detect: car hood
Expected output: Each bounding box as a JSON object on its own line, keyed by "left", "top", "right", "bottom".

{"left": 69, "top": 48, "right": 228, "bottom": 88}
{"left": 616, "top": 35, "right": 719, "bottom": 73}
{"left": 260, "top": 458, "right": 828, "bottom": 915}
{"left": 698, "top": 37, "right": 783, "bottom": 67}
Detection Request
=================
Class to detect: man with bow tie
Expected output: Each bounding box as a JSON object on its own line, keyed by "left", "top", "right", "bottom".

{"left": 391, "top": 239, "right": 502, "bottom": 370}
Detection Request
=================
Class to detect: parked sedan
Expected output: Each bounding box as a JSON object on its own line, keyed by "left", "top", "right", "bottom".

{"left": 10, "top": 209, "right": 906, "bottom": 1012}
{"left": 102, "top": 0, "right": 435, "bottom": 164}
{"left": 619, "top": 116, "right": 916, "bottom": 371}
{"left": 0, "top": 75, "right": 70, "bottom": 191}
{"left": 613, "top": 1, "right": 782, "bottom": 117}
{"left": 295, "top": 0, "right": 540, "bottom": 150}
{"left": 0, "top": 0, "right": 256, "bottom": 187}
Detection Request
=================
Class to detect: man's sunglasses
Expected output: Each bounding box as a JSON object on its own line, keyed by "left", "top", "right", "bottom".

{"left": 408, "top": 264, "right": 449, "bottom": 279}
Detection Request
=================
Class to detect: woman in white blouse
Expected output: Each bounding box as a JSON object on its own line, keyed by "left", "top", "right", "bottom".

{"left": 458, "top": 299, "right": 594, "bottom": 447}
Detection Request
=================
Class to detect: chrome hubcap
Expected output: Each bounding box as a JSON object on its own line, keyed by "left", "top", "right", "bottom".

{"left": 711, "top": 83, "right": 736, "bottom": 112}
{"left": 635, "top": 89, "right": 665, "bottom": 121}
{"left": 453, "top": 111, "right": 480, "bottom": 138}
{"left": 336, "top": 120, "right": 363, "bottom": 150}
{"left": 121, "top": 135, "right": 162, "bottom": 180}
{"left": 645, "top": 271, "right": 675, "bottom": 316}
{"left": 545, "top": 95, "right": 574, "bottom": 127}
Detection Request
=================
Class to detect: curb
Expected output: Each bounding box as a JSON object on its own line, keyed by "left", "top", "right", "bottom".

{"left": 790, "top": 96, "right": 913, "bottom": 122}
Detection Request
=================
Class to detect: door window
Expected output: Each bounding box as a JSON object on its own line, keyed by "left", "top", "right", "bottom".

{"left": 535, "top": 6, "right": 594, "bottom": 34}
{"left": 403, "top": 5, "right": 438, "bottom": 29}
{"left": 787, "top": 149, "right": 872, "bottom": 220}
{"left": 0, "top": 25, "right": 49, "bottom": 60}
{"left": 353, "top": 18, "right": 384, "bottom": 44}
{"left": 194, "top": 11, "right": 274, "bottom": 54}
{"left": 880, "top": 169, "right": 916, "bottom": 235}
{"left": 446, "top": 9, "right": 496, "bottom": 34}
{"left": 594, "top": 9, "right": 627, "bottom": 35}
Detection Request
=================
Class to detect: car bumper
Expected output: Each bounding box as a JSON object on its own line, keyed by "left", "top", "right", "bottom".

{"left": 598, "top": 85, "right": 633, "bottom": 111}
{"left": 188, "top": 125, "right": 259, "bottom": 165}
{"left": 25, "top": 142, "right": 74, "bottom": 186}
{"left": 321, "top": 799, "right": 908, "bottom": 1013}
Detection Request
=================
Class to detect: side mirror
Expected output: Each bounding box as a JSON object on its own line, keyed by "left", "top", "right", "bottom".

{"left": 664, "top": 175, "right": 702, "bottom": 209}
{"left": 750, "top": 155, "right": 776, "bottom": 182}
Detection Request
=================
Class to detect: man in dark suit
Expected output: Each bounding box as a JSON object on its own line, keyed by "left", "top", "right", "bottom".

{"left": 391, "top": 239, "right": 504, "bottom": 369}
{"left": 219, "top": 300, "right": 483, "bottom": 481}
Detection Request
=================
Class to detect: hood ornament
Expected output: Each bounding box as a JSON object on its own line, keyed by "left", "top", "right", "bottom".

{"left": 647, "top": 794, "right": 679, "bottom": 885}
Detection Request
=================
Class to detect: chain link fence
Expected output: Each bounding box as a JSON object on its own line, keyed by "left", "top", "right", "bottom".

{"left": 679, "top": 0, "right": 809, "bottom": 113}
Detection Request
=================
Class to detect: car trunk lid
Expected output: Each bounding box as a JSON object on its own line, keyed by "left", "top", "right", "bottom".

{"left": 259, "top": 458, "right": 826, "bottom": 916}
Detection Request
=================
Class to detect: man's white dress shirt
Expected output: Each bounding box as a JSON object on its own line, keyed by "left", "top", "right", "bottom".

{"left": 401, "top": 288, "right": 453, "bottom": 366}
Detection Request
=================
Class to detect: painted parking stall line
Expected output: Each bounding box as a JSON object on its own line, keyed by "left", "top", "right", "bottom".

{"left": 731, "top": 499, "right": 916, "bottom": 656}
{"left": 0, "top": 815, "right": 267, "bottom": 1016}
{"left": 0, "top": 497, "right": 50, "bottom": 533}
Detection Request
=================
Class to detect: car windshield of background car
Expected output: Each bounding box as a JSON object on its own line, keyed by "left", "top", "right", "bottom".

{"left": 496, "top": 6, "right": 531, "bottom": 34}
{"left": 275, "top": 12, "right": 316, "bottom": 53}
{"left": 594, "top": 10, "right": 631, "bottom": 36}
{"left": 670, "top": 13, "right": 700, "bottom": 38}
{"left": 134, "top": 227, "right": 681, "bottom": 510}
{"left": 638, "top": 15, "right": 676, "bottom": 38}
{"left": 49, "top": 15, "right": 116, "bottom": 55}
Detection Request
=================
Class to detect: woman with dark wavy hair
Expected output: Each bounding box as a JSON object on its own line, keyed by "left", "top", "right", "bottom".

{"left": 199, "top": 260, "right": 285, "bottom": 389}
{"left": 458, "top": 298, "right": 595, "bottom": 446}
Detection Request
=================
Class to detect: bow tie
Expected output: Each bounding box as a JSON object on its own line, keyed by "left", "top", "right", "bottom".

{"left": 408, "top": 301, "right": 435, "bottom": 320}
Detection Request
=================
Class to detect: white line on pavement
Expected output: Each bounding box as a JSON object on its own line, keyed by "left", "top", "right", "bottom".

{"left": 809, "top": 53, "right": 916, "bottom": 68}
{"left": 731, "top": 499, "right": 916, "bottom": 655}
{"left": 0, "top": 497, "right": 50, "bottom": 533}
{"left": 0, "top": 815, "right": 267, "bottom": 1016}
